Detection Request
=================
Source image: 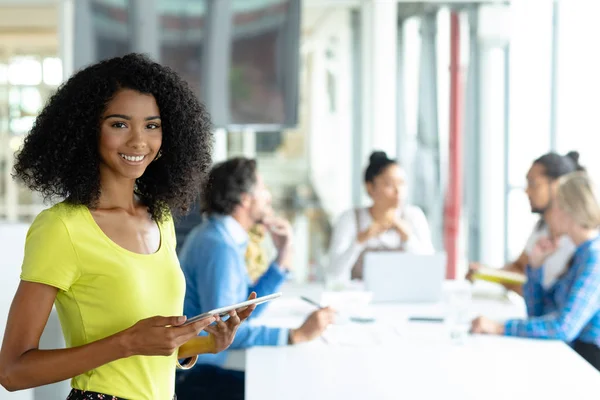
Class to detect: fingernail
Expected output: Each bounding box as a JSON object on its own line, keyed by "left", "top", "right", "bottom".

{"left": 179, "top": 316, "right": 186, "bottom": 323}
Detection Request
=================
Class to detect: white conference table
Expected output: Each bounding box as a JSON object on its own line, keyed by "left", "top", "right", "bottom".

{"left": 244, "top": 281, "right": 600, "bottom": 400}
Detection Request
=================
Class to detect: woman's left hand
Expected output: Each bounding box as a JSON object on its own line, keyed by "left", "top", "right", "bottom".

{"left": 391, "top": 218, "right": 411, "bottom": 242}
{"left": 470, "top": 316, "right": 505, "bottom": 335}
{"left": 204, "top": 292, "right": 257, "bottom": 353}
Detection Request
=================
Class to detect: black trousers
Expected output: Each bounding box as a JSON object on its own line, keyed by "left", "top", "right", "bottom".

{"left": 67, "top": 389, "right": 127, "bottom": 399}
{"left": 176, "top": 364, "right": 245, "bottom": 400}
{"left": 67, "top": 388, "right": 176, "bottom": 399}
{"left": 573, "top": 339, "right": 600, "bottom": 372}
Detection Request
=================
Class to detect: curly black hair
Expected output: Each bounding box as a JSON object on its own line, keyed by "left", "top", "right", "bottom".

{"left": 201, "top": 157, "right": 257, "bottom": 215}
{"left": 13, "top": 53, "right": 213, "bottom": 222}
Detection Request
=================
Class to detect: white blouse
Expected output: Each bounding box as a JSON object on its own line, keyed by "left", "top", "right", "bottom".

{"left": 327, "top": 205, "right": 435, "bottom": 283}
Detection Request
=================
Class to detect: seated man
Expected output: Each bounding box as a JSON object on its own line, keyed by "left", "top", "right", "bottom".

{"left": 176, "top": 157, "right": 335, "bottom": 400}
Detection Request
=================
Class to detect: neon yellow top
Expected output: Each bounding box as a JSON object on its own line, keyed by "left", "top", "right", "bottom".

{"left": 20, "top": 202, "right": 185, "bottom": 400}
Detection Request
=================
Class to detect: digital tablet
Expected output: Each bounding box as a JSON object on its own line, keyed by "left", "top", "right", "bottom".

{"left": 183, "top": 292, "right": 282, "bottom": 325}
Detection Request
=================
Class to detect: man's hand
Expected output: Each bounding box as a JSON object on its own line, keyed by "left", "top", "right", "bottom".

{"left": 263, "top": 217, "right": 293, "bottom": 270}
{"left": 465, "top": 262, "right": 483, "bottom": 282}
{"left": 289, "top": 307, "right": 336, "bottom": 344}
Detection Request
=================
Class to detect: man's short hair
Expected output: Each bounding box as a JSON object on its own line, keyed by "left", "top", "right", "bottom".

{"left": 200, "top": 157, "right": 257, "bottom": 215}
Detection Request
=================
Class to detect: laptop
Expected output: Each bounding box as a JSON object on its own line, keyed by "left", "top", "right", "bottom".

{"left": 363, "top": 252, "right": 446, "bottom": 303}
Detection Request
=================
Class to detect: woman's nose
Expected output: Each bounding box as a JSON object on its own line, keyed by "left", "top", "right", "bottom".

{"left": 127, "top": 126, "right": 147, "bottom": 149}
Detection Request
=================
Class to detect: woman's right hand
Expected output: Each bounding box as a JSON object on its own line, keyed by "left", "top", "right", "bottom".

{"left": 529, "top": 237, "right": 558, "bottom": 268}
{"left": 357, "top": 221, "right": 390, "bottom": 244}
{"left": 119, "top": 315, "right": 216, "bottom": 357}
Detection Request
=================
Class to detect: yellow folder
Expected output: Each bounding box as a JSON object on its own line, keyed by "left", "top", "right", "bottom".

{"left": 472, "top": 267, "right": 527, "bottom": 285}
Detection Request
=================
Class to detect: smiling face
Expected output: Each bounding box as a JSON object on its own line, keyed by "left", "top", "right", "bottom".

{"left": 98, "top": 88, "right": 162, "bottom": 182}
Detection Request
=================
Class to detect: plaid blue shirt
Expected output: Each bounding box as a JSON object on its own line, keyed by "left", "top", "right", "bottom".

{"left": 504, "top": 235, "right": 600, "bottom": 345}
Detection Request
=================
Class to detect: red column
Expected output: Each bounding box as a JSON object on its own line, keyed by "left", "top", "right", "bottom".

{"left": 444, "top": 12, "right": 463, "bottom": 279}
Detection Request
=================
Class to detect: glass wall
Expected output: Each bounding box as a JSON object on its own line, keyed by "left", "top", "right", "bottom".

{"left": 0, "top": 53, "right": 62, "bottom": 222}
{"left": 504, "top": 0, "right": 600, "bottom": 262}
{"left": 555, "top": 1, "right": 600, "bottom": 179}
{"left": 505, "top": 0, "right": 553, "bottom": 260}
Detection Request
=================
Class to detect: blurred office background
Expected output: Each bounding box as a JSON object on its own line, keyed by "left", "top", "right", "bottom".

{"left": 1, "top": 0, "right": 599, "bottom": 398}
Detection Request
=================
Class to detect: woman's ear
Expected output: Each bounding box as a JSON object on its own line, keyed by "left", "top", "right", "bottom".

{"left": 365, "top": 181, "right": 374, "bottom": 198}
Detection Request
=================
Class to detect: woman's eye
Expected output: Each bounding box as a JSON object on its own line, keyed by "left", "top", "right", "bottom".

{"left": 147, "top": 123, "right": 161, "bottom": 130}
{"left": 112, "top": 122, "right": 127, "bottom": 129}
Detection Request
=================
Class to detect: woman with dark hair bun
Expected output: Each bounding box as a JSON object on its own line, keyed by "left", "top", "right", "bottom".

{"left": 467, "top": 151, "right": 584, "bottom": 294}
{"left": 0, "top": 54, "right": 254, "bottom": 400}
{"left": 327, "top": 151, "right": 434, "bottom": 284}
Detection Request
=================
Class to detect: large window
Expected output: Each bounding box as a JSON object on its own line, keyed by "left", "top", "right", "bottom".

{"left": 503, "top": 1, "right": 600, "bottom": 261}
{"left": 555, "top": 1, "right": 600, "bottom": 179}
{"left": 505, "top": 0, "right": 553, "bottom": 260}
{"left": 0, "top": 53, "right": 62, "bottom": 221}
{"left": 77, "top": 0, "right": 300, "bottom": 128}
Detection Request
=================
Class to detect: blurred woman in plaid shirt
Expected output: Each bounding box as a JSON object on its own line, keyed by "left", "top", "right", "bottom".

{"left": 472, "top": 172, "right": 600, "bottom": 371}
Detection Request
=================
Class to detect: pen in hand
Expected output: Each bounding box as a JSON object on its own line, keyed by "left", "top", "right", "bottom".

{"left": 300, "top": 296, "right": 326, "bottom": 309}
{"left": 298, "top": 296, "right": 336, "bottom": 344}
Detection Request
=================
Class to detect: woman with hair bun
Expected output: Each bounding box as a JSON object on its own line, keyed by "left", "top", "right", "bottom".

{"left": 327, "top": 151, "right": 434, "bottom": 284}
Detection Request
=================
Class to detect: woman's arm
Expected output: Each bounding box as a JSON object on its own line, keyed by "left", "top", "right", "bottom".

{"left": 326, "top": 210, "right": 365, "bottom": 282}
{"left": 504, "top": 252, "right": 600, "bottom": 341}
{"left": 0, "top": 281, "right": 214, "bottom": 392}
{"left": 0, "top": 282, "right": 128, "bottom": 391}
{"left": 522, "top": 265, "right": 545, "bottom": 317}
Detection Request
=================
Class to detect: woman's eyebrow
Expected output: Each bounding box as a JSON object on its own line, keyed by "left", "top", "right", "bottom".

{"left": 104, "top": 114, "right": 131, "bottom": 120}
{"left": 103, "top": 114, "right": 161, "bottom": 121}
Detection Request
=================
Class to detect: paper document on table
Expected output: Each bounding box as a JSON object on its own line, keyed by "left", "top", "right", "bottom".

{"left": 322, "top": 323, "right": 401, "bottom": 347}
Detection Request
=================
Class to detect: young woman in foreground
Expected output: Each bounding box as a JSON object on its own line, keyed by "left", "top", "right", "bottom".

{"left": 0, "top": 53, "right": 255, "bottom": 399}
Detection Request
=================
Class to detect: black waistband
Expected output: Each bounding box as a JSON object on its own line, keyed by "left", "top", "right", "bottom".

{"left": 67, "top": 388, "right": 177, "bottom": 400}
